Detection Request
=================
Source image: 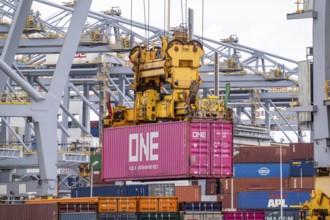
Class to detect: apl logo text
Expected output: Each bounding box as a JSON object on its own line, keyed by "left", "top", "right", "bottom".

{"left": 129, "top": 132, "right": 159, "bottom": 162}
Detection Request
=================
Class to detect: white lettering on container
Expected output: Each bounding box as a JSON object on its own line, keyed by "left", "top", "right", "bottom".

{"left": 192, "top": 131, "right": 207, "bottom": 138}
{"left": 267, "top": 199, "right": 288, "bottom": 208}
{"left": 129, "top": 132, "right": 159, "bottom": 162}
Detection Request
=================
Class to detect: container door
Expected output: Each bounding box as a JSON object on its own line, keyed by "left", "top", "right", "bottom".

{"left": 189, "top": 122, "right": 211, "bottom": 176}
{"left": 210, "top": 122, "right": 233, "bottom": 177}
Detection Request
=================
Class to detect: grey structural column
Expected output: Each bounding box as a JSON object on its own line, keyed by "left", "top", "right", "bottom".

{"left": 61, "top": 81, "right": 70, "bottom": 145}
{"left": 264, "top": 99, "right": 271, "bottom": 132}
{"left": 0, "top": 0, "right": 33, "bottom": 144}
{"left": 82, "top": 84, "right": 90, "bottom": 136}
{"left": 31, "top": 0, "right": 92, "bottom": 196}
{"left": 118, "top": 74, "right": 125, "bottom": 106}
{"left": 312, "top": 0, "right": 330, "bottom": 167}
{"left": 0, "top": 0, "right": 33, "bottom": 91}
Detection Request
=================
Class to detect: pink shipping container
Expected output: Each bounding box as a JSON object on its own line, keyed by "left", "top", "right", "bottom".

{"left": 223, "top": 211, "right": 265, "bottom": 220}
{"left": 102, "top": 120, "right": 233, "bottom": 181}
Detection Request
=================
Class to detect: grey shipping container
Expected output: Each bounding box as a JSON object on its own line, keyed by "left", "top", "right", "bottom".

{"left": 183, "top": 212, "right": 224, "bottom": 220}
{"left": 138, "top": 212, "right": 180, "bottom": 220}
{"left": 148, "top": 184, "right": 175, "bottom": 196}
{"left": 0, "top": 203, "right": 58, "bottom": 220}
{"left": 60, "top": 212, "right": 97, "bottom": 220}
{"left": 264, "top": 210, "right": 307, "bottom": 220}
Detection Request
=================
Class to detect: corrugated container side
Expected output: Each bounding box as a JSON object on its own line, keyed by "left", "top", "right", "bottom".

{"left": 204, "top": 212, "right": 224, "bottom": 220}
{"left": 223, "top": 211, "right": 265, "bottom": 220}
{"left": 183, "top": 212, "right": 224, "bottom": 220}
{"left": 217, "top": 193, "right": 237, "bottom": 210}
{"left": 98, "top": 197, "right": 118, "bottom": 212}
{"left": 315, "top": 176, "right": 330, "bottom": 197}
{"left": 175, "top": 186, "right": 201, "bottom": 202}
{"left": 148, "top": 184, "right": 175, "bottom": 196}
{"left": 58, "top": 203, "right": 98, "bottom": 213}
{"left": 138, "top": 197, "right": 159, "bottom": 212}
{"left": 59, "top": 212, "right": 97, "bottom": 220}
{"left": 98, "top": 213, "right": 116, "bottom": 220}
{"left": 289, "top": 177, "right": 314, "bottom": 189}
{"left": 127, "top": 185, "right": 149, "bottom": 196}
{"left": 234, "top": 146, "right": 289, "bottom": 163}
{"left": 289, "top": 143, "right": 314, "bottom": 160}
{"left": 221, "top": 178, "right": 289, "bottom": 194}
{"left": 117, "top": 197, "right": 138, "bottom": 212}
{"left": 237, "top": 192, "right": 311, "bottom": 210}
{"left": 264, "top": 210, "right": 307, "bottom": 220}
{"left": 0, "top": 204, "right": 58, "bottom": 220}
{"left": 234, "top": 163, "right": 290, "bottom": 178}
{"left": 138, "top": 212, "right": 180, "bottom": 220}
{"left": 180, "top": 201, "right": 221, "bottom": 211}
{"left": 98, "top": 213, "right": 138, "bottom": 220}
{"left": 102, "top": 121, "right": 233, "bottom": 181}
{"left": 201, "top": 195, "right": 218, "bottom": 202}
{"left": 158, "top": 196, "right": 178, "bottom": 212}
{"left": 290, "top": 160, "right": 315, "bottom": 177}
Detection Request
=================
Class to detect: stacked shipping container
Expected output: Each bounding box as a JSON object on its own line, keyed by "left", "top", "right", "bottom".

{"left": 219, "top": 143, "right": 314, "bottom": 214}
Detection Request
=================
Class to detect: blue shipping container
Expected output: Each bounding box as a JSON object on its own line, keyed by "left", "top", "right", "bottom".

{"left": 91, "top": 127, "right": 99, "bottom": 137}
{"left": 237, "top": 192, "right": 310, "bottom": 210}
{"left": 71, "top": 185, "right": 149, "bottom": 197}
{"left": 290, "top": 160, "right": 315, "bottom": 177}
{"left": 180, "top": 202, "right": 222, "bottom": 211}
{"left": 234, "top": 163, "right": 290, "bottom": 178}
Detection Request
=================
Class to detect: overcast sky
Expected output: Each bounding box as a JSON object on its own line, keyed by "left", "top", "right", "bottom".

{"left": 35, "top": 0, "right": 313, "bottom": 61}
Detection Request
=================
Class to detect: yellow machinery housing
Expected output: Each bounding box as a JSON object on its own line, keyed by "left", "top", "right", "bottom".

{"left": 104, "top": 30, "right": 232, "bottom": 127}
{"left": 302, "top": 190, "right": 330, "bottom": 220}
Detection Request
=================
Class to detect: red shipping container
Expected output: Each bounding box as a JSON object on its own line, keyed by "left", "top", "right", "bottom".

{"left": 288, "top": 177, "right": 314, "bottom": 189}
{"left": 217, "top": 193, "right": 237, "bottom": 210}
{"left": 289, "top": 143, "right": 314, "bottom": 160}
{"left": 102, "top": 120, "right": 233, "bottom": 181}
{"left": 221, "top": 178, "right": 289, "bottom": 194}
{"left": 234, "top": 146, "right": 290, "bottom": 163}
{"left": 175, "top": 186, "right": 201, "bottom": 202}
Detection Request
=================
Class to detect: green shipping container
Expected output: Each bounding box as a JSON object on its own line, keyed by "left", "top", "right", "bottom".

{"left": 138, "top": 212, "right": 180, "bottom": 220}
{"left": 91, "top": 154, "right": 102, "bottom": 171}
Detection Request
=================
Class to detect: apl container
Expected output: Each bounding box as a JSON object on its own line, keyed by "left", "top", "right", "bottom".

{"left": 183, "top": 212, "right": 224, "bottom": 220}
{"left": 237, "top": 192, "right": 310, "bottom": 210}
{"left": 234, "top": 163, "right": 290, "bottom": 178}
{"left": 289, "top": 160, "right": 315, "bottom": 177}
{"left": 0, "top": 204, "right": 58, "bottom": 220}
{"left": 102, "top": 120, "right": 233, "bottom": 181}
{"left": 223, "top": 210, "right": 265, "bottom": 220}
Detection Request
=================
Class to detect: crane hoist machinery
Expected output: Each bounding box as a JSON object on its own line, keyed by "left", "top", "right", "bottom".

{"left": 103, "top": 29, "right": 233, "bottom": 127}
{"left": 301, "top": 190, "right": 330, "bottom": 220}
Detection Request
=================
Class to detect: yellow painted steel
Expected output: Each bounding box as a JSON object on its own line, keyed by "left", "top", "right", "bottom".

{"left": 0, "top": 92, "right": 32, "bottom": 104}
{"left": 301, "top": 190, "right": 330, "bottom": 220}
{"left": 103, "top": 29, "right": 233, "bottom": 127}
